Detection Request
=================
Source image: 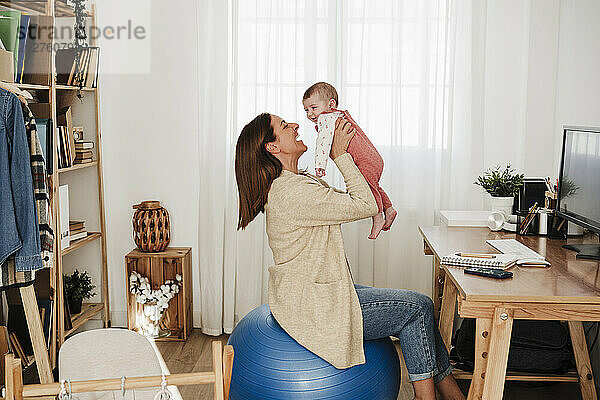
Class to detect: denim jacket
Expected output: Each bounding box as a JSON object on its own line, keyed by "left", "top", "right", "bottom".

{"left": 0, "top": 88, "right": 43, "bottom": 271}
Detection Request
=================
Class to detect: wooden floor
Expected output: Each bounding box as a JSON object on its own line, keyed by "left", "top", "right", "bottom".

{"left": 156, "top": 329, "right": 583, "bottom": 400}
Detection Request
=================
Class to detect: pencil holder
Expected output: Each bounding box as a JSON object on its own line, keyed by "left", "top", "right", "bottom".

{"left": 517, "top": 213, "right": 539, "bottom": 236}
{"left": 548, "top": 214, "right": 568, "bottom": 240}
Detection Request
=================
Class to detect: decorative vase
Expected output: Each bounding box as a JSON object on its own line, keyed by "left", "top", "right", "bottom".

{"left": 490, "top": 196, "right": 514, "bottom": 217}
{"left": 140, "top": 302, "right": 171, "bottom": 339}
{"left": 132, "top": 201, "right": 170, "bottom": 252}
{"left": 68, "top": 297, "right": 82, "bottom": 314}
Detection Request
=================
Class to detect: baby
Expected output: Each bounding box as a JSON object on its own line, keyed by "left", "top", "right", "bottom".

{"left": 302, "top": 82, "right": 396, "bottom": 239}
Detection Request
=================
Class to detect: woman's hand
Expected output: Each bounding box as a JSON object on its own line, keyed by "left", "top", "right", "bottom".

{"left": 330, "top": 117, "right": 355, "bottom": 160}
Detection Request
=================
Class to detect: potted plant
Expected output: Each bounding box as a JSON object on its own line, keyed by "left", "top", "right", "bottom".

{"left": 475, "top": 164, "right": 524, "bottom": 216}
{"left": 63, "top": 269, "right": 96, "bottom": 314}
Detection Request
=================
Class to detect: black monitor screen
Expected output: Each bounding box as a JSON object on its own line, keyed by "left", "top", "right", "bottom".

{"left": 557, "top": 126, "right": 600, "bottom": 233}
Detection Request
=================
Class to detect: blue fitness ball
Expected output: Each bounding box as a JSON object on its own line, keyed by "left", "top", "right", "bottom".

{"left": 227, "top": 304, "right": 400, "bottom": 399}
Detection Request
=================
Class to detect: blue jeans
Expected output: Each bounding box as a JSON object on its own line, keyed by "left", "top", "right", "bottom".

{"left": 355, "top": 284, "right": 452, "bottom": 383}
{"left": 0, "top": 89, "right": 43, "bottom": 271}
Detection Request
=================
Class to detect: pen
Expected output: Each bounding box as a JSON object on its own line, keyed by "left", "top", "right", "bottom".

{"left": 455, "top": 253, "right": 496, "bottom": 259}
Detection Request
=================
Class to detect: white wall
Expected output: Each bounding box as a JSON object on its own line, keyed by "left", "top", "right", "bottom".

{"left": 554, "top": 0, "right": 600, "bottom": 173}
{"left": 97, "top": 0, "right": 200, "bottom": 327}
{"left": 477, "top": 0, "right": 560, "bottom": 178}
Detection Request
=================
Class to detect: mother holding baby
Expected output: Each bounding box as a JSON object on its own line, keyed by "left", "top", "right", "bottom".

{"left": 234, "top": 109, "right": 465, "bottom": 400}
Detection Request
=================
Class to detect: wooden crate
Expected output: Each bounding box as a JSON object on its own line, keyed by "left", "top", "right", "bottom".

{"left": 125, "top": 248, "right": 192, "bottom": 341}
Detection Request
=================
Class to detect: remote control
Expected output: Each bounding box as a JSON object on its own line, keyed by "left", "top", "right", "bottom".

{"left": 464, "top": 267, "right": 513, "bottom": 279}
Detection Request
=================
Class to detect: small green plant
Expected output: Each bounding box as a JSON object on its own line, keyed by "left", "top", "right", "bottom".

{"left": 474, "top": 165, "right": 524, "bottom": 197}
{"left": 64, "top": 269, "right": 96, "bottom": 302}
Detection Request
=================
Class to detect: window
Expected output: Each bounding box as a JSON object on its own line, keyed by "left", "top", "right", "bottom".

{"left": 234, "top": 0, "right": 452, "bottom": 149}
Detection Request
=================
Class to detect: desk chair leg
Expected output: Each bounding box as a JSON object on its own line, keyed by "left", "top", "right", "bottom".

{"left": 19, "top": 285, "right": 52, "bottom": 383}
{"left": 481, "top": 308, "right": 513, "bottom": 400}
{"left": 467, "top": 318, "right": 492, "bottom": 400}
{"left": 439, "top": 279, "right": 457, "bottom": 352}
{"left": 568, "top": 321, "right": 597, "bottom": 400}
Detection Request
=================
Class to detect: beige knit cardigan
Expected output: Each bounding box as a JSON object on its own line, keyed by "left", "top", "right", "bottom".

{"left": 265, "top": 153, "right": 378, "bottom": 369}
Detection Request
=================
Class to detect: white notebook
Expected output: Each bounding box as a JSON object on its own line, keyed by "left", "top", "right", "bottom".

{"left": 441, "top": 253, "right": 518, "bottom": 270}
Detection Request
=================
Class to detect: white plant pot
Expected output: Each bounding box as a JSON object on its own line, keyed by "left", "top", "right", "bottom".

{"left": 490, "top": 196, "right": 514, "bottom": 217}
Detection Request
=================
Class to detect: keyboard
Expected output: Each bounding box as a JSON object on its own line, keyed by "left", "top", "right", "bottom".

{"left": 486, "top": 239, "right": 545, "bottom": 260}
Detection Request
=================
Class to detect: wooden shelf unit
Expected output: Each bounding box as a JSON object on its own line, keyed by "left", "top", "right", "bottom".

{"left": 1, "top": 0, "right": 109, "bottom": 369}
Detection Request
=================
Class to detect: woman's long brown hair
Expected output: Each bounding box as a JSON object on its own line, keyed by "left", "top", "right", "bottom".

{"left": 235, "top": 113, "right": 282, "bottom": 230}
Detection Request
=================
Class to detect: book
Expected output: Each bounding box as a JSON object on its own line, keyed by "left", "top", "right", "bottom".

{"left": 35, "top": 118, "right": 53, "bottom": 174}
{"left": 0, "top": 11, "right": 21, "bottom": 77}
{"left": 69, "top": 231, "right": 88, "bottom": 241}
{"left": 69, "top": 220, "right": 85, "bottom": 229}
{"left": 70, "top": 228, "right": 86, "bottom": 236}
{"left": 441, "top": 253, "right": 518, "bottom": 270}
{"left": 15, "top": 14, "right": 29, "bottom": 83}
{"left": 73, "top": 158, "right": 93, "bottom": 164}
{"left": 75, "top": 141, "right": 94, "bottom": 150}
{"left": 22, "top": 15, "right": 52, "bottom": 85}
{"left": 55, "top": 48, "right": 78, "bottom": 85}
{"left": 58, "top": 126, "right": 70, "bottom": 168}
{"left": 75, "top": 150, "right": 93, "bottom": 158}
{"left": 58, "top": 106, "right": 74, "bottom": 163}
{"left": 85, "top": 48, "right": 99, "bottom": 87}
{"left": 59, "top": 185, "right": 69, "bottom": 249}
{"left": 80, "top": 47, "right": 91, "bottom": 86}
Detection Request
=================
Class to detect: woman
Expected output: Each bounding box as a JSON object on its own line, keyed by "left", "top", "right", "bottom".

{"left": 235, "top": 113, "right": 465, "bottom": 400}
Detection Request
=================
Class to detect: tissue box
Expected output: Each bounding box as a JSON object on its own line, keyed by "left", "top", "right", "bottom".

{"left": 0, "top": 49, "right": 14, "bottom": 82}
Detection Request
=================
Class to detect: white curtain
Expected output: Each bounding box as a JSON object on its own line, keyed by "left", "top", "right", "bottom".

{"left": 197, "top": 0, "right": 483, "bottom": 335}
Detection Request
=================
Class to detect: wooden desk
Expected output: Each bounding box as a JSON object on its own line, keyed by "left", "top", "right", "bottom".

{"left": 419, "top": 226, "right": 600, "bottom": 400}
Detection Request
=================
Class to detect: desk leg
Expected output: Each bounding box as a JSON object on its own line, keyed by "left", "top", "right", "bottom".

{"left": 481, "top": 307, "right": 513, "bottom": 400}
{"left": 467, "top": 318, "right": 492, "bottom": 400}
{"left": 432, "top": 257, "right": 444, "bottom": 320}
{"left": 568, "top": 321, "right": 597, "bottom": 400}
{"left": 439, "top": 278, "right": 457, "bottom": 352}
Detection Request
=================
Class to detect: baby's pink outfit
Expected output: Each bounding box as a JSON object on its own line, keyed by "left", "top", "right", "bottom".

{"left": 315, "top": 109, "right": 392, "bottom": 213}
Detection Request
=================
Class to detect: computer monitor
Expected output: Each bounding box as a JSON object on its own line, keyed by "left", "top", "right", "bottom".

{"left": 556, "top": 125, "right": 600, "bottom": 260}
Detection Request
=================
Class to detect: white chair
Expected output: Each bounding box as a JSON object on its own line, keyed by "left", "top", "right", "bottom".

{"left": 59, "top": 328, "right": 183, "bottom": 400}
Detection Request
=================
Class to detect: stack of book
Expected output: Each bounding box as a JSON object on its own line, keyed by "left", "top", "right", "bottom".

{"left": 74, "top": 141, "right": 94, "bottom": 164}
{"left": 56, "top": 47, "right": 100, "bottom": 88}
{"left": 69, "top": 220, "right": 87, "bottom": 242}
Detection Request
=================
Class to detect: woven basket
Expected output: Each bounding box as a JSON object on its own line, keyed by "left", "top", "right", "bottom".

{"left": 132, "top": 201, "right": 170, "bottom": 252}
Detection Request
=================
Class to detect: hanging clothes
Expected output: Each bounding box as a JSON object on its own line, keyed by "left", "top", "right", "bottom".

{"left": 0, "top": 88, "right": 44, "bottom": 289}
{"left": 22, "top": 102, "right": 53, "bottom": 270}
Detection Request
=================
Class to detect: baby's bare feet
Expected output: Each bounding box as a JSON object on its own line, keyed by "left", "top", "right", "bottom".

{"left": 382, "top": 206, "right": 397, "bottom": 231}
{"left": 369, "top": 212, "right": 385, "bottom": 239}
